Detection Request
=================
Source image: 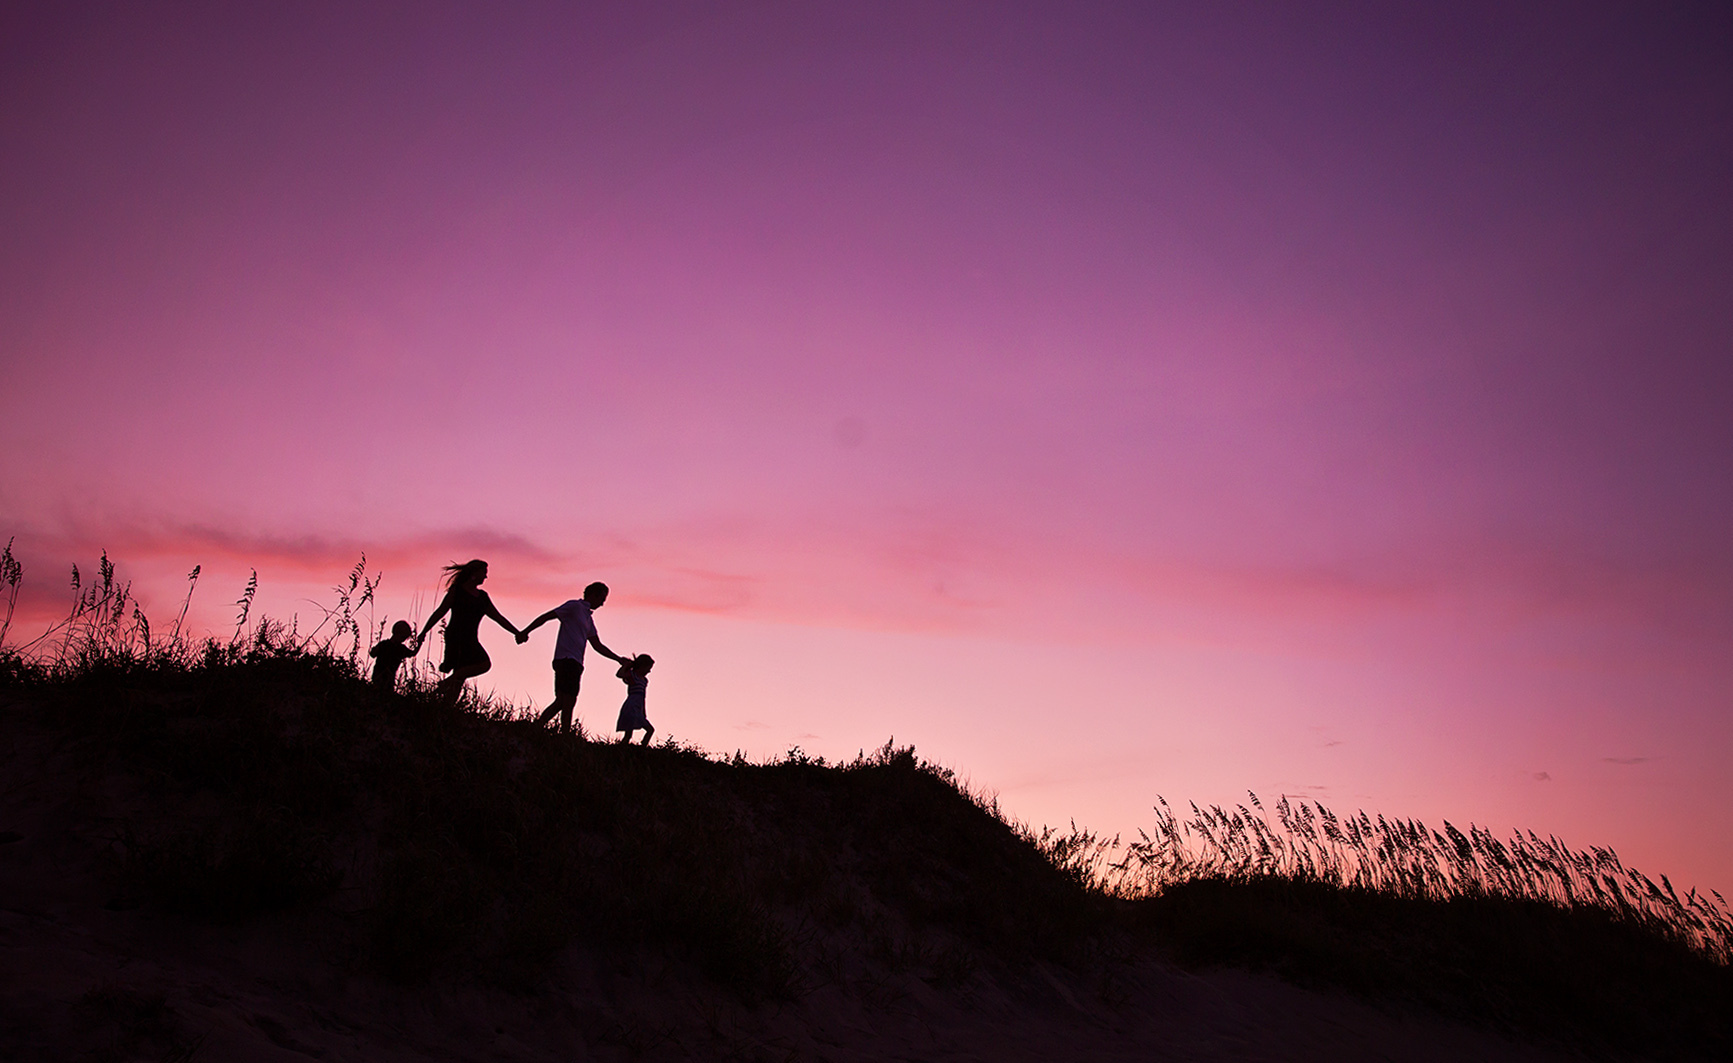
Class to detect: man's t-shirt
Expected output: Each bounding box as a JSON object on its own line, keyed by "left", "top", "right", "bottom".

{"left": 551, "top": 599, "right": 598, "bottom": 662}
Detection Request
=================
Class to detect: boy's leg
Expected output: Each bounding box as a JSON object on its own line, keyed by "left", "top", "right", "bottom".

{"left": 539, "top": 659, "right": 582, "bottom": 733}
{"left": 537, "top": 691, "right": 578, "bottom": 729}
{"left": 535, "top": 662, "right": 558, "bottom": 726}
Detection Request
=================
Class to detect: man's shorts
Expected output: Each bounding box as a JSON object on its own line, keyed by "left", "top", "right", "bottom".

{"left": 552, "top": 658, "right": 583, "bottom": 698}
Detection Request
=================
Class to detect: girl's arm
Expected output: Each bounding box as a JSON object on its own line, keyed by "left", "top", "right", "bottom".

{"left": 589, "top": 633, "right": 627, "bottom": 665}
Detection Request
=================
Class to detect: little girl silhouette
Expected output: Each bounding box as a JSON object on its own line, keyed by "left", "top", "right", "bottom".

{"left": 615, "top": 654, "right": 655, "bottom": 745}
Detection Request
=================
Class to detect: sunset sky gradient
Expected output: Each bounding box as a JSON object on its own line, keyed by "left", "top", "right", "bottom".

{"left": 4, "top": 3, "right": 1731, "bottom": 889}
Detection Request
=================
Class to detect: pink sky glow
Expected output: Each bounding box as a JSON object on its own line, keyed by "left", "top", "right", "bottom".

{"left": 4, "top": 3, "right": 1732, "bottom": 891}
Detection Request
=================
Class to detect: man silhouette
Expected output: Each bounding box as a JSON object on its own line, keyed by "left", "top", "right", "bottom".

{"left": 521, "top": 581, "right": 627, "bottom": 734}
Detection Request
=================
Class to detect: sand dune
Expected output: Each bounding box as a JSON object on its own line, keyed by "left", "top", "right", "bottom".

{"left": 0, "top": 691, "right": 1582, "bottom": 1063}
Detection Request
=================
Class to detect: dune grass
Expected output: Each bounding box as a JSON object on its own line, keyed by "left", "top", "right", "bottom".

{"left": 1, "top": 548, "right": 1730, "bottom": 1056}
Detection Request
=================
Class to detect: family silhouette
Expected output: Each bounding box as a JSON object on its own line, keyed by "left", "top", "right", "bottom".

{"left": 397, "top": 560, "right": 653, "bottom": 742}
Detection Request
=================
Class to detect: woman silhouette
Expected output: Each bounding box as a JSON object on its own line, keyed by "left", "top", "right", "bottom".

{"left": 417, "top": 559, "right": 522, "bottom": 706}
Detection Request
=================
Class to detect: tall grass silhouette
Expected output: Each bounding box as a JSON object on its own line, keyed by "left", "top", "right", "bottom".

{"left": 0, "top": 547, "right": 390, "bottom": 680}
{"left": 1036, "top": 794, "right": 1733, "bottom": 964}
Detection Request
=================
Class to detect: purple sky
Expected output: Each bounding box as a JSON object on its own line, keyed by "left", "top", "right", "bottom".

{"left": 4, "top": 3, "right": 1731, "bottom": 889}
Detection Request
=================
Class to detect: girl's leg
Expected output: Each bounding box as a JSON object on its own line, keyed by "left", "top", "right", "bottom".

{"left": 640, "top": 723, "right": 654, "bottom": 745}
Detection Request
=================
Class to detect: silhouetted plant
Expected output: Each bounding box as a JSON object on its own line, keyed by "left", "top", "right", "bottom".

{"left": 0, "top": 537, "right": 22, "bottom": 647}
{"left": 1069, "top": 793, "right": 1733, "bottom": 965}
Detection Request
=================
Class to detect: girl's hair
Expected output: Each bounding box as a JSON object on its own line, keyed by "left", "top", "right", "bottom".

{"left": 443, "top": 559, "right": 488, "bottom": 591}
{"left": 631, "top": 654, "right": 654, "bottom": 674}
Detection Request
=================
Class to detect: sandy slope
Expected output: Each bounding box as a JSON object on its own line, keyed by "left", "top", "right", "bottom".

{"left": 0, "top": 905, "right": 1585, "bottom": 1062}
{"left": 1, "top": 904, "right": 1587, "bottom": 1062}
{"left": 0, "top": 706, "right": 1585, "bottom": 1063}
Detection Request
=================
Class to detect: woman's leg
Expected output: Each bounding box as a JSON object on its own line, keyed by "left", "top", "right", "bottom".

{"left": 440, "top": 658, "right": 490, "bottom": 707}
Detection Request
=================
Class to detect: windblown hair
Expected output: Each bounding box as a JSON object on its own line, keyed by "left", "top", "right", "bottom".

{"left": 443, "top": 559, "right": 488, "bottom": 591}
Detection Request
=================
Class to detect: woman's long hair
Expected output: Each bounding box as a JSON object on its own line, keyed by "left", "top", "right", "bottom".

{"left": 443, "top": 559, "right": 488, "bottom": 591}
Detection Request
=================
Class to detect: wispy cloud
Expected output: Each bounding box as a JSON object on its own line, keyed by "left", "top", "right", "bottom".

{"left": 8, "top": 508, "right": 1733, "bottom": 664}
{"left": 23, "top": 520, "right": 564, "bottom": 573}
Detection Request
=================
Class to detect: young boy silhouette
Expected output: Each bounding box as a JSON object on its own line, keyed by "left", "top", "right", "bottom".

{"left": 520, "top": 581, "right": 627, "bottom": 734}
{"left": 368, "top": 620, "right": 415, "bottom": 692}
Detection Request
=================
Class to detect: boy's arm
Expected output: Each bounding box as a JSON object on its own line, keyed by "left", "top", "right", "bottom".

{"left": 589, "top": 634, "right": 627, "bottom": 664}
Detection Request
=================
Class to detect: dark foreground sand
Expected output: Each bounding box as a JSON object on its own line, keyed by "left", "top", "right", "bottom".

{"left": 1, "top": 706, "right": 1586, "bottom": 1062}
{"left": 1, "top": 902, "right": 1586, "bottom": 1062}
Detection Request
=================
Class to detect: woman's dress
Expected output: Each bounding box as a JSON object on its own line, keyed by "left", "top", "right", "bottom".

{"left": 439, "top": 588, "right": 495, "bottom": 673}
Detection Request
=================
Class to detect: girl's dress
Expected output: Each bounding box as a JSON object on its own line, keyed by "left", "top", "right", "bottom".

{"left": 438, "top": 588, "right": 497, "bottom": 673}
{"left": 615, "top": 664, "right": 650, "bottom": 731}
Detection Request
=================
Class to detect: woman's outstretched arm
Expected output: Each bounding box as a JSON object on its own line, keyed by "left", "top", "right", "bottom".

{"left": 417, "top": 593, "right": 452, "bottom": 643}
{"left": 484, "top": 597, "right": 522, "bottom": 637}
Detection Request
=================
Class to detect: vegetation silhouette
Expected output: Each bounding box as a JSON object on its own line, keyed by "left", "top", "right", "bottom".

{"left": 1, "top": 547, "right": 1730, "bottom": 1057}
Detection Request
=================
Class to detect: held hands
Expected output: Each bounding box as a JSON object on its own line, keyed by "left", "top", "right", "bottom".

{"left": 516, "top": 631, "right": 530, "bottom": 644}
